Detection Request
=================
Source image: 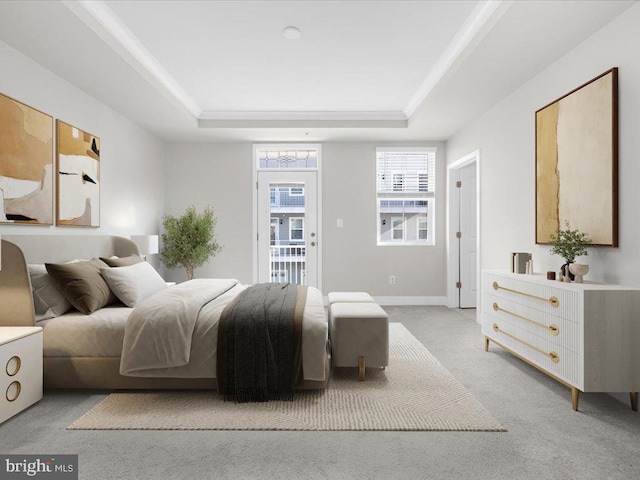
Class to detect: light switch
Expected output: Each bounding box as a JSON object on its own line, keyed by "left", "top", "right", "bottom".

{"left": 337, "top": 219, "right": 344, "bottom": 228}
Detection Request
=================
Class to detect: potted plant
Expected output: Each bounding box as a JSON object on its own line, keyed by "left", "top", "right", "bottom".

{"left": 549, "top": 222, "right": 591, "bottom": 280}
{"left": 160, "top": 205, "right": 222, "bottom": 280}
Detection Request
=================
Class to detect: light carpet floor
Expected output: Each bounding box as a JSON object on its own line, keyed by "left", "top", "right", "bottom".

{"left": 68, "top": 323, "right": 504, "bottom": 431}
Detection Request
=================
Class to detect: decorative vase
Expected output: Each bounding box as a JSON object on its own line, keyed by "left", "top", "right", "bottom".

{"left": 561, "top": 262, "right": 575, "bottom": 281}
{"left": 569, "top": 263, "right": 589, "bottom": 283}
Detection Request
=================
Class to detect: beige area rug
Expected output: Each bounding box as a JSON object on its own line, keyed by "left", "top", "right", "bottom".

{"left": 68, "top": 324, "right": 505, "bottom": 431}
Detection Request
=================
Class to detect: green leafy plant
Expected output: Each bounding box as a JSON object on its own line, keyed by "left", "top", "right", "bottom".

{"left": 160, "top": 205, "right": 222, "bottom": 280}
{"left": 549, "top": 221, "right": 591, "bottom": 263}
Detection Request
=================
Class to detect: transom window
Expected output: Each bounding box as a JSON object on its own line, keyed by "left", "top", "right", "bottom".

{"left": 257, "top": 148, "right": 318, "bottom": 169}
{"left": 377, "top": 148, "right": 436, "bottom": 246}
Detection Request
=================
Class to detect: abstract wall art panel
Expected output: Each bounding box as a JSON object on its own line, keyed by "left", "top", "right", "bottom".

{"left": 536, "top": 68, "right": 618, "bottom": 246}
{"left": 0, "top": 93, "right": 54, "bottom": 225}
{"left": 56, "top": 120, "right": 100, "bottom": 227}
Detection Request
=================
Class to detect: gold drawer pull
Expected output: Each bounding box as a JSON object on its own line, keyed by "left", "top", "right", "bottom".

{"left": 493, "top": 323, "right": 559, "bottom": 363}
{"left": 493, "top": 303, "right": 559, "bottom": 335}
{"left": 6, "top": 355, "right": 22, "bottom": 376}
{"left": 6, "top": 381, "right": 21, "bottom": 402}
{"left": 493, "top": 281, "right": 559, "bottom": 307}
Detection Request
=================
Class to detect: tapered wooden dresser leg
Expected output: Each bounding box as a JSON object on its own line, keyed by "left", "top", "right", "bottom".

{"left": 358, "top": 356, "right": 365, "bottom": 382}
{"left": 571, "top": 387, "right": 579, "bottom": 411}
{"left": 484, "top": 336, "right": 489, "bottom": 352}
{"left": 630, "top": 392, "right": 638, "bottom": 412}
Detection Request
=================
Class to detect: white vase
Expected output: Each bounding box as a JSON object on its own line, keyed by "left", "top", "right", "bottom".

{"left": 569, "top": 263, "right": 589, "bottom": 283}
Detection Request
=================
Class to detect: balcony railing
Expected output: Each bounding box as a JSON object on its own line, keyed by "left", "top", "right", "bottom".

{"left": 270, "top": 245, "right": 306, "bottom": 285}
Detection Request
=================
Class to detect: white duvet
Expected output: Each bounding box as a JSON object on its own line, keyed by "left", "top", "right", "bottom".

{"left": 120, "top": 279, "right": 328, "bottom": 382}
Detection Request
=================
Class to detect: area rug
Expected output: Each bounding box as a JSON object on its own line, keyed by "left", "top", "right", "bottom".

{"left": 68, "top": 324, "right": 505, "bottom": 431}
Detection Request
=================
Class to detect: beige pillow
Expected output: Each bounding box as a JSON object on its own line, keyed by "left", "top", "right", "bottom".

{"left": 28, "top": 264, "right": 73, "bottom": 321}
{"left": 100, "top": 261, "right": 167, "bottom": 307}
{"left": 100, "top": 255, "right": 144, "bottom": 267}
{"left": 46, "top": 259, "right": 117, "bottom": 314}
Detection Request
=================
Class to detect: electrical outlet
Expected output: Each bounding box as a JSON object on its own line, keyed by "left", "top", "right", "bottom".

{"left": 389, "top": 275, "right": 396, "bottom": 285}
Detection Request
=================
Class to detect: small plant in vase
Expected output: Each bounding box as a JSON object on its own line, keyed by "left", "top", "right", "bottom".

{"left": 549, "top": 222, "right": 591, "bottom": 281}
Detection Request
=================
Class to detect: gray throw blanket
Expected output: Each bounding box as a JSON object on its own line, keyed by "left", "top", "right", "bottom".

{"left": 216, "top": 283, "right": 307, "bottom": 403}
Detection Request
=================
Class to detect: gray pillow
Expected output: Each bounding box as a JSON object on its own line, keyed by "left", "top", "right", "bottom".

{"left": 100, "top": 261, "right": 167, "bottom": 307}
{"left": 100, "top": 255, "right": 144, "bottom": 267}
{"left": 28, "top": 264, "right": 73, "bottom": 321}
{"left": 46, "top": 258, "right": 117, "bottom": 315}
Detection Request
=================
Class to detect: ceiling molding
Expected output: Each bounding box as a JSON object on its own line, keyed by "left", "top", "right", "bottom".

{"left": 61, "top": 0, "right": 506, "bottom": 129}
{"left": 198, "top": 110, "right": 407, "bottom": 128}
{"left": 403, "top": 0, "right": 509, "bottom": 118}
{"left": 198, "top": 116, "right": 408, "bottom": 129}
{"left": 62, "top": 0, "right": 202, "bottom": 118}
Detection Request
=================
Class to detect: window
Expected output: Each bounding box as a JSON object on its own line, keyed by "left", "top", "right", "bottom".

{"left": 270, "top": 217, "right": 279, "bottom": 245}
{"left": 257, "top": 148, "right": 318, "bottom": 169}
{"left": 392, "top": 217, "right": 404, "bottom": 241}
{"left": 417, "top": 215, "right": 428, "bottom": 240}
{"left": 270, "top": 188, "right": 277, "bottom": 206}
{"left": 289, "top": 217, "right": 304, "bottom": 241}
{"left": 392, "top": 173, "right": 404, "bottom": 192}
{"left": 377, "top": 148, "right": 436, "bottom": 246}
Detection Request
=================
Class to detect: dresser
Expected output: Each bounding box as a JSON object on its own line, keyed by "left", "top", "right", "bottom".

{"left": 482, "top": 271, "right": 640, "bottom": 411}
{"left": 0, "top": 327, "right": 43, "bottom": 424}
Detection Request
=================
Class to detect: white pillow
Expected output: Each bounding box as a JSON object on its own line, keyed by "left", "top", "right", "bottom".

{"left": 100, "top": 262, "right": 167, "bottom": 308}
{"left": 28, "top": 264, "right": 73, "bottom": 321}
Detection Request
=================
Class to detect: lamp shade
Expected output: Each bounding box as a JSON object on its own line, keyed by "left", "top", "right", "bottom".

{"left": 130, "top": 235, "right": 159, "bottom": 256}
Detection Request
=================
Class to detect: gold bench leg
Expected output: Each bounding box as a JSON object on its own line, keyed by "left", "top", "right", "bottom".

{"left": 484, "top": 336, "right": 489, "bottom": 352}
{"left": 631, "top": 392, "right": 638, "bottom": 412}
{"left": 571, "top": 387, "right": 580, "bottom": 411}
{"left": 359, "top": 356, "right": 365, "bottom": 382}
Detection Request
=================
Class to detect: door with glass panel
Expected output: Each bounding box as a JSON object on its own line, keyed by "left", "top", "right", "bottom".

{"left": 257, "top": 171, "right": 318, "bottom": 287}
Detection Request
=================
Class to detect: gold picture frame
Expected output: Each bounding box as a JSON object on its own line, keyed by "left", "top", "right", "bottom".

{"left": 56, "top": 120, "right": 101, "bottom": 227}
{"left": 535, "top": 68, "right": 618, "bottom": 246}
{"left": 0, "top": 93, "right": 54, "bottom": 225}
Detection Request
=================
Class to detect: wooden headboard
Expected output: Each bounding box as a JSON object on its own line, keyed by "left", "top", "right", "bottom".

{"left": 0, "top": 235, "right": 139, "bottom": 327}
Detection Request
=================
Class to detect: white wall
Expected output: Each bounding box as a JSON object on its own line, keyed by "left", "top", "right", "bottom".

{"left": 0, "top": 41, "right": 165, "bottom": 242}
{"left": 164, "top": 141, "right": 447, "bottom": 300}
{"left": 446, "top": 3, "right": 640, "bottom": 287}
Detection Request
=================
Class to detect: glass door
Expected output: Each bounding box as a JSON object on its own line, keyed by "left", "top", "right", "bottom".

{"left": 257, "top": 171, "right": 318, "bottom": 287}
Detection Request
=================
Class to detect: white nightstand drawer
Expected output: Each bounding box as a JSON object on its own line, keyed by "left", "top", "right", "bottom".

{"left": 1, "top": 328, "right": 43, "bottom": 425}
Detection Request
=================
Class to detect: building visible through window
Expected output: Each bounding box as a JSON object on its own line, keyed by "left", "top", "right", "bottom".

{"left": 377, "top": 148, "right": 436, "bottom": 245}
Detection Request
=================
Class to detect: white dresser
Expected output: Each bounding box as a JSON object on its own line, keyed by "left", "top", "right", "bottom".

{"left": 0, "top": 327, "right": 43, "bottom": 424}
{"left": 482, "top": 271, "right": 640, "bottom": 411}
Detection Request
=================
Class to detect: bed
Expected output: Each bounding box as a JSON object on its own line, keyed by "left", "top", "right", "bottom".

{"left": 0, "top": 235, "right": 329, "bottom": 390}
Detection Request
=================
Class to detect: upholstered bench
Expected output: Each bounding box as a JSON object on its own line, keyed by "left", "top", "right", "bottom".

{"left": 327, "top": 291, "right": 375, "bottom": 304}
{"left": 329, "top": 301, "right": 389, "bottom": 381}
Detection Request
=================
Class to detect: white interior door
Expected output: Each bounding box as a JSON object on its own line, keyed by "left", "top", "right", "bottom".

{"left": 459, "top": 163, "right": 477, "bottom": 308}
{"left": 257, "top": 171, "right": 318, "bottom": 287}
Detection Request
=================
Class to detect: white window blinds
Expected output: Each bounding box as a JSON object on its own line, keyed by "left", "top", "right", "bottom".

{"left": 376, "top": 147, "right": 436, "bottom": 246}
{"left": 376, "top": 150, "right": 436, "bottom": 195}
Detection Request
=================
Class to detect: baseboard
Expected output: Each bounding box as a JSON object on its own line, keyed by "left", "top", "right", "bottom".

{"left": 322, "top": 296, "right": 447, "bottom": 306}
{"left": 372, "top": 296, "right": 448, "bottom": 306}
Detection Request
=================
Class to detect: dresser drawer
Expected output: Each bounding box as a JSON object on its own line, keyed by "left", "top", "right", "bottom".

{"left": 0, "top": 331, "right": 43, "bottom": 425}
{"left": 484, "top": 312, "right": 582, "bottom": 388}
{"left": 483, "top": 292, "right": 582, "bottom": 354}
{"left": 484, "top": 273, "right": 581, "bottom": 322}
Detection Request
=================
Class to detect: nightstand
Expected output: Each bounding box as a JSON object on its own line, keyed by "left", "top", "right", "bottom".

{"left": 0, "top": 327, "right": 43, "bottom": 425}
